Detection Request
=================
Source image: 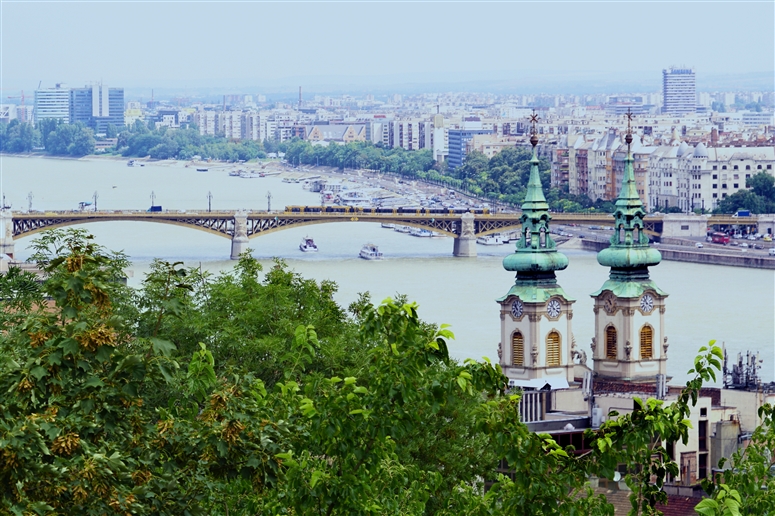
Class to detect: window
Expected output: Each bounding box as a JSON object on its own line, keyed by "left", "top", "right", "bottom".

{"left": 713, "top": 193, "right": 718, "bottom": 198}
{"left": 512, "top": 331, "right": 524, "bottom": 367}
{"left": 734, "top": 184, "right": 738, "bottom": 188}
{"left": 746, "top": 165, "right": 750, "bottom": 170}
{"left": 712, "top": 184, "right": 717, "bottom": 189}
{"left": 546, "top": 331, "right": 561, "bottom": 367}
{"left": 698, "top": 420, "right": 708, "bottom": 451}
{"left": 640, "top": 325, "right": 653, "bottom": 359}
{"left": 768, "top": 165, "right": 772, "bottom": 170}
{"left": 757, "top": 165, "right": 762, "bottom": 170}
{"left": 712, "top": 166, "right": 717, "bottom": 170}
{"left": 606, "top": 326, "right": 617, "bottom": 360}
{"left": 699, "top": 453, "right": 708, "bottom": 480}
{"left": 722, "top": 184, "right": 727, "bottom": 189}
{"left": 734, "top": 174, "right": 739, "bottom": 179}
{"left": 734, "top": 165, "right": 738, "bottom": 170}
{"left": 722, "top": 165, "right": 727, "bottom": 170}
{"left": 712, "top": 174, "right": 717, "bottom": 179}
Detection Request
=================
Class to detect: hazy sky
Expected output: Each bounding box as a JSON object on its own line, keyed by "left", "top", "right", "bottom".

{"left": 1, "top": 1, "right": 773, "bottom": 94}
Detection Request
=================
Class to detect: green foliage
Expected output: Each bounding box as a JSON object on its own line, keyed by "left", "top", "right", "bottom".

{"left": 0, "top": 120, "right": 41, "bottom": 153}
{"left": 42, "top": 122, "right": 95, "bottom": 156}
{"left": 2, "top": 229, "right": 772, "bottom": 515}
{"left": 714, "top": 172, "right": 775, "bottom": 214}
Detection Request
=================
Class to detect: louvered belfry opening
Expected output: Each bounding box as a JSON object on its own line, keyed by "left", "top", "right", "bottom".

{"left": 640, "top": 325, "right": 653, "bottom": 359}
{"left": 546, "top": 331, "right": 561, "bottom": 367}
{"left": 606, "top": 326, "right": 617, "bottom": 359}
{"left": 512, "top": 331, "right": 524, "bottom": 366}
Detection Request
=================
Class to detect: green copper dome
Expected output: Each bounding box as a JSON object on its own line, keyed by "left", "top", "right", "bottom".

{"left": 595, "top": 131, "right": 664, "bottom": 293}
{"left": 503, "top": 135, "right": 568, "bottom": 284}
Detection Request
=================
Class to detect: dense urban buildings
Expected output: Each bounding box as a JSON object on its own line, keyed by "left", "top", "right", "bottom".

{"left": 5, "top": 70, "right": 774, "bottom": 214}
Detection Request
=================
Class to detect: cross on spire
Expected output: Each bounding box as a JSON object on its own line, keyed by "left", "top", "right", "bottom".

{"left": 529, "top": 109, "right": 540, "bottom": 147}
{"left": 625, "top": 108, "right": 634, "bottom": 148}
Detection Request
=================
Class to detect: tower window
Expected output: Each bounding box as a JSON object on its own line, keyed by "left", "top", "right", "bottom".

{"left": 512, "top": 331, "right": 524, "bottom": 367}
{"left": 606, "top": 326, "right": 617, "bottom": 360}
{"left": 546, "top": 331, "right": 561, "bottom": 367}
{"left": 640, "top": 325, "right": 653, "bottom": 359}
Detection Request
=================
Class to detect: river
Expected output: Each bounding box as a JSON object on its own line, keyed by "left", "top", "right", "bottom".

{"left": 2, "top": 154, "right": 774, "bottom": 384}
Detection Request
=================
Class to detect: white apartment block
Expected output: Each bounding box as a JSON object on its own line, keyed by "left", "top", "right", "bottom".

{"left": 218, "top": 111, "right": 243, "bottom": 140}
{"left": 34, "top": 84, "right": 70, "bottom": 124}
{"left": 192, "top": 111, "right": 217, "bottom": 136}
{"left": 649, "top": 143, "right": 775, "bottom": 212}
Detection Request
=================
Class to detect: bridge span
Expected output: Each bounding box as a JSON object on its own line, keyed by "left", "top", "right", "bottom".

{"left": 0, "top": 208, "right": 765, "bottom": 259}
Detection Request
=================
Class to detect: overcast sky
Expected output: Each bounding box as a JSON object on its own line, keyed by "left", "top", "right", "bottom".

{"left": 1, "top": 1, "right": 773, "bottom": 94}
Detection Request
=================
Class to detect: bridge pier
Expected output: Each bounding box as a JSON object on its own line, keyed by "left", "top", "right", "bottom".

{"left": 230, "top": 212, "right": 249, "bottom": 260}
{"left": 0, "top": 209, "right": 14, "bottom": 258}
{"left": 453, "top": 212, "right": 477, "bottom": 257}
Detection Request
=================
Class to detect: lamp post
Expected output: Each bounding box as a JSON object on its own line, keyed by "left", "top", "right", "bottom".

{"left": 150, "top": 191, "right": 156, "bottom": 208}
{"left": 27, "top": 192, "right": 33, "bottom": 212}
{"left": 207, "top": 191, "right": 212, "bottom": 212}
{"left": 266, "top": 191, "right": 272, "bottom": 212}
{"left": 93, "top": 191, "right": 98, "bottom": 212}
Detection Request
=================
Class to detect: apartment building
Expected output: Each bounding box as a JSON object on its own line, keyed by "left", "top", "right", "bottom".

{"left": 662, "top": 67, "right": 696, "bottom": 116}
{"left": 69, "top": 84, "right": 125, "bottom": 132}
{"left": 34, "top": 84, "right": 71, "bottom": 124}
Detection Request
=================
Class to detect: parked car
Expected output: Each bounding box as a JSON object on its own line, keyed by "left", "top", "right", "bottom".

{"left": 695, "top": 242, "right": 704, "bottom": 248}
{"left": 769, "top": 248, "right": 775, "bottom": 256}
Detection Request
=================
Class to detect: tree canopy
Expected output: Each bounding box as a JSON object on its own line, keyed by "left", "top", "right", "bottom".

{"left": 2, "top": 229, "right": 773, "bottom": 515}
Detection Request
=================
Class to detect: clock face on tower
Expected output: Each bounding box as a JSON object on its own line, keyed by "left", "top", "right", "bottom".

{"left": 546, "top": 299, "right": 561, "bottom": 318}
{"left": 640, "top": 294, "right": 655, "bottom": 313}
{"left": 511, "top": 299, "right": 524, "bottom": 318}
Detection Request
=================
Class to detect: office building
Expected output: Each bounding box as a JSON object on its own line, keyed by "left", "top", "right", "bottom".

{"left": 34, "top": 84, "right": 71, "bottom": 124}
{"left": 447, "top": 125, "right": 492, "bottom": 170}
{"left": 69, "top": 84, "right": 125, "bottom": 132}
{"left": 662, "top": 67, "right": 696, "bottom": 116}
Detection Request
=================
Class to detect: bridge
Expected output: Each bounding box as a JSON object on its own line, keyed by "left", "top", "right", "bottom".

{"left": 0, "top": 208, "right": 767, "bottom": 260}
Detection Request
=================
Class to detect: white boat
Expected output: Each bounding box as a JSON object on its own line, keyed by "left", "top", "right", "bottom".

{"left": 409, "top": 227, "right": 433, "bottom": 237}
{"left": 127, "top": 160, "right": 136, "bottom": 167}
{"left": 239, "top": 171, "right": 263, "bottom": 178}
{"left": 394, "top": 225, "right": 411, "bottom": 234}
{"left": 359, "top": 243, "right": 383, "bottom": 260}
{"left": 338, "top": 190, "right": 374, "bottom": 207}
{"left": 476, "top": 234, "right": 504, "bottom": 245}
{"left": 228, "top": 170, "right": 242, "bottom": 177}
{"left": 299, "top": 236, "right": 318, "bottom": 252}
{"left": 381, "top": 223, "right": 395, "bottom": 229}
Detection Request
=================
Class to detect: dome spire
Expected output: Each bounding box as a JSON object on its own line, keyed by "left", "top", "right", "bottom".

{"left": 501, "top": 110, "right": 568, "bottom": 284}
{"left": 596, "top": 110, "right": 663, "bottom": 283}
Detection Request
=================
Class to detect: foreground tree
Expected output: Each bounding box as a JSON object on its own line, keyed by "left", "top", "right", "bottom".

{"left": 1, "top": 229, "right": 773, "bottom": 515}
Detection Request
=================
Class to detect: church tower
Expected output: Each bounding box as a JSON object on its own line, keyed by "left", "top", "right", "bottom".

{"left": 591, "top": 113, "right": 668, "bottom": 382}
{"left": 498, "top": 113, "right": 575, "bottom": 384}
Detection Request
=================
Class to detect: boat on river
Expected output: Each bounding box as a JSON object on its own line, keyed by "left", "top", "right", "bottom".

{"left": 299, "top": 236, "right": 318, "bottom": 253}
{"left": 409, "top": 227, "right": 433, "bottom": 237}
{"left": 476, "top": 234, "right": 504, "bottom": 245}
{"left": 359, "top": 243, "right": 383, "bottom": 260}
{"left": 394, "top": 225, "right": 411, "bottom": 234}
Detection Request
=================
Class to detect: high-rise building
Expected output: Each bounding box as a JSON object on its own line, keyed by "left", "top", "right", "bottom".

{"left": 34, "top": 84, "right": 71, "bottom": 124}
{"left": 662, "top": 67, "right": 696, "bottom": 115}
{"left": 447, "top": 126, "right": 491, "bottom": 170}
{"left": 69, "top": 84, "right": 125, "bottom": 132}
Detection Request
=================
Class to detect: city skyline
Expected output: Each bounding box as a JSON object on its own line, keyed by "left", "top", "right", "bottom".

{"left": 1, "top": 1, "right": 773, "bottom": 95}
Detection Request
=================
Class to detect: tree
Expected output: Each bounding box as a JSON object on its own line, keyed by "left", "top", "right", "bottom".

{"left": 2, "top": 229, "right": 772, "bottom": 516}
{"left": 105, "top": 124, "right": 117, "bottom": 139}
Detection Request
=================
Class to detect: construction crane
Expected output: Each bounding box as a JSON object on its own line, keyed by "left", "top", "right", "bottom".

{"left": 6, "top": 90, "right": 26, "bottom": 122}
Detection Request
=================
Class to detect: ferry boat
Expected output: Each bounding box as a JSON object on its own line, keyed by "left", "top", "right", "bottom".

{"left": 299, "top": 236, "right": 318, "bottom": 252}
{"left": 359, "top": 243, "right": 383, "bottom": 260}
{"left": 476, "top": 234, "right": 504, "bottom": 245}
{"left": 409, "top": 227, "right": 433, "bottom": 238}
{"left": 381, "top": 223, "right": 396, "bottom": 229}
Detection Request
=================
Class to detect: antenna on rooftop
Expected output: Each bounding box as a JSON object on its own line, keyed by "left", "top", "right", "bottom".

{"left": 299, "top": 86, "right": 302, "bottom": 110}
